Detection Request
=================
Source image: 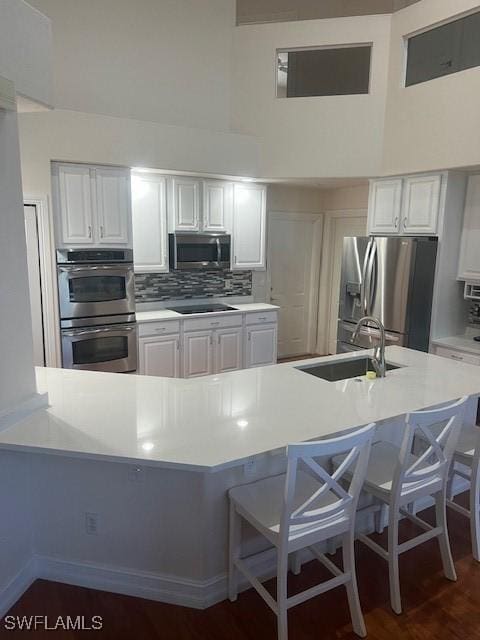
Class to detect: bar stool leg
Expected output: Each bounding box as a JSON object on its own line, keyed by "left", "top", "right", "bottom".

{"left": 276, "top": 554, "right": 289, "bottom": 640}
{"left": 387, "top": 507, "right": 402, "bottom": 614}
{"left": 342, "top": 532, "right": 367, "bottom": 638}
{"left": 228, "top": 503, "right": 241, "bottom": 602}
{"left": 435, "top": 490, "right": 457, "bottom": 581}
{"left": 470, "top": 459, "right": 480, "bottom": 562}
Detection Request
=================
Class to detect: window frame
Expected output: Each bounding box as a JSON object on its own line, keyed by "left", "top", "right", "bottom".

{"left": 275, "top": 42, "right": 373, "bottom": 99}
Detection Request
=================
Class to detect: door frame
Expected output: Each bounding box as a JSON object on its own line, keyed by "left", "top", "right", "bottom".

{"left": 24, "top": 195, "right": 60, "bottom": 367}
{"left": 267, "top": 211, "right": 323, "bottom": 357}
{"left": 316, "top": 209, "right": 367, "bottom": 355}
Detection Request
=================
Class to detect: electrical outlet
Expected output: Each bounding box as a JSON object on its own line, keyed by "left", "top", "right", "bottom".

{"left": 243, "top": 456, "right": 257, "bottom": 478}
{"left": 85, "top": 512, "right": 99, "bottom": 535}
{"left": 128, "top": 465, "right": 145, "bottom": 483}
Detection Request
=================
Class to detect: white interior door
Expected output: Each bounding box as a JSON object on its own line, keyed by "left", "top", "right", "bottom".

{"left": 267, "top": 212, "right": 322, "bottom": 358}
{"left": 323, "top": 214, "right": 368, "bottom": 355}
{"left": 24, "top": 204, "right": 45, "bottom": 366}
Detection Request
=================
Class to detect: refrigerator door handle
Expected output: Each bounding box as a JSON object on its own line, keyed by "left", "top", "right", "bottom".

{"left": 365, "top": 240, "right": 377, "bottom": 316}
{"left": 361, "top": 239, "right": 373, "bottom": 316}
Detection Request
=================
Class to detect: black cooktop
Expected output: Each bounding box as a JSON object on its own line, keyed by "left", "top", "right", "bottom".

{"left": 168, "top": 303, "right": 237, "bottom": 315}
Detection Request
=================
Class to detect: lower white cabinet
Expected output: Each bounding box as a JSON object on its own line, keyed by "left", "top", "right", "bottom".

{"left": 245, "top": 324, "right": 278, "bottom": 369}
{"left": 215, "top": 327, "right": 243, "bottom": 374}
{"left": 138, "top": 309, "right": 278, "bottom": 378}
{"left": 183, "top": 330, "right": 215, "bottom": 378}
{"left": 138, "top": 334, "right": 180, "bottom": 378}
{"left": 433, "top": 345, "right": 480, "bottom": 366}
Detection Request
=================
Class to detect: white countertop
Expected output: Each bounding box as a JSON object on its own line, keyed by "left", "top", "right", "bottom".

{"left": 1, "top": 347, "right": 480, "bottom": 472}
{"left": 136, "top": 303, "right": 278, "bottom": 323}
{"left": 432, "top": 329, "right": 480, "bottom": 356}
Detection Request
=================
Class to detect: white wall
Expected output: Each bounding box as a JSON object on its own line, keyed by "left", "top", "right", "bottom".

{"left": 0, "top": 0, "right": 52, "bottom": 106}
{"left": 231, "top": 15, "right": 391, "bottom": 178}
{"left": 382, "top": 0, "right": 480, "bottom": 175}
{"left": 27, "top": 0, "right": 234, "bottom": 132}
{"left": 322, "top": 184, "right": 369, "bottom": 210}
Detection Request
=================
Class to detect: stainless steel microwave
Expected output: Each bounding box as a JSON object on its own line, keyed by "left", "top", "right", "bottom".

{"left": 169, "top": 233, "right": 231, "bottom": 270}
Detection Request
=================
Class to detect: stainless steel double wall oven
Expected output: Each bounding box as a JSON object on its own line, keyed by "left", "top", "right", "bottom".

{"left": 57, "top": 249, "right": 137, "bottom": 372}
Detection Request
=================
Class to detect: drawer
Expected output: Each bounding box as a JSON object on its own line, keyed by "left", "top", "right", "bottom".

{"left": 183, "top": 313, "right": 243, "bottom": 332}
{"left": 435, "top": 346, "right": 480, "bottom": 366}
{"left": 138, "top": 320, "right": 180, "bottom": 337}
{"left": 245, "top": 311, "right": 278, "bottom": 326}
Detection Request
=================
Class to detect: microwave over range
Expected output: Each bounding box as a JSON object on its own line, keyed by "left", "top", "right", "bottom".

{"left": 169, "top": 233, "right": 231, "bottom": 270}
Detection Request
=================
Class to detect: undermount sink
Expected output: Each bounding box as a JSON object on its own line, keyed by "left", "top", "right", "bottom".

{"left": 296, "top": 357, "right": 402, "bottom": 382}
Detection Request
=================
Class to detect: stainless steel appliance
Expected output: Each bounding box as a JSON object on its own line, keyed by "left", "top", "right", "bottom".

{"left": 337, "top": 236, "right": 438, "bottom": 354}
{"left": 167, "top": 303, "right": 236, "bottom": 314}
{"left": 57, "top": 249, "right": 135, "bottom": 319}
{"left": 169, "top": 233, "right": 231, "bottom": 270}
{"left": 57, "top": 249, "right": 137, "bottom": 373}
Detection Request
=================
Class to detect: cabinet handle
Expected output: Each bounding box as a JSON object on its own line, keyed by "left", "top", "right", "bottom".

{"left": 248, "top": 332, "right": 251, "bottom": 341}
{"left": 394, "top": 216, "right": 399, "bottom": 229}
{"left": 155, "top": 327, "right": 166, "bottom": 333}
{"left": 258, "top": 316, "right": 267, "bottom": 321}
{"left": 403, "top": 216, "right": 408, "bottom": 229}
{"left": 88, "top": 225, "right": 92, "bottom": 238}
{"left": 218, "top": 334, "right": 221, "bottom": 344}
{"left": 100, "top": 225, "right": 104, "bottom": 238}
{"left": 450, "top": 354, "right": 463, "bottom": 361}
{"left": 210, "top": 321, "right": 220, "bottom": 326}
{"left": 210, "top": 334, "right": 213, "bottom": 345}
{"left": 176, "top": 339, "right": 180, "bottom": 351}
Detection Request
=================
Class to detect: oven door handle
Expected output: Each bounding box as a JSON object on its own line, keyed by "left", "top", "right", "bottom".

{"left": 58, "top": 265, "right": 133, "bottom": 273}
{"left": 63, "top": 325, "right": 136, "bottom": 337}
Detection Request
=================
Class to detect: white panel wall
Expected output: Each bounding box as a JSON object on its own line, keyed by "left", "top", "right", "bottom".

{"left": 231, "top": 14, "right": 391, "bottom": 178}
{"left": 0, "top": 0, "right": 52, "bottom": 105}
{"left": 382, "top": 0, "right": 480, "bottom": 175}
{"left": 28, "top": 0, "right": 234, "bottom": 132}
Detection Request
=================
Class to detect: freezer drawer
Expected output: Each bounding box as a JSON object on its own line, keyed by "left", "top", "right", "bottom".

{"left": 337, "top": 320, "right": 406, "bottom": 353}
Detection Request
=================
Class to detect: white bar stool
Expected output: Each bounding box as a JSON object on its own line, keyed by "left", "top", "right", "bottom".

{"left": 228, "top": 423, "right": 375, "bottom": 640}
{"left": 442, "top": 424, "right": 480, "bottom": 560}
{"left": 334, "top": 397, "right": 467, "bottom": 615}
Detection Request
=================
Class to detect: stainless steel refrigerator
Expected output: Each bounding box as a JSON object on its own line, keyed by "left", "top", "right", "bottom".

{"left": 337, "top": 236, "right": 438, "bottom": 354}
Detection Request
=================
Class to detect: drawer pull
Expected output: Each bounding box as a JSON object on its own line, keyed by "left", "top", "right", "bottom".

{"left": 210, "top": 321, "right": 220, "bottom": 326}
{"left": 258, "top": 316, "right": 267, "bottom": 321}
{"left": 155, "top": 328, "right": 166, "bottom": 332}
{"left": 450, "top": 354, "right": 463, "bottom": 361}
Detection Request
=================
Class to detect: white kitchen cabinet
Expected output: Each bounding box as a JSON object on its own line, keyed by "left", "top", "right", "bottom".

{"left": 401, "top": 174, "right": 441, "bottom": 235}
{"left": 139, "top": 334, "right": 180, "bottom": 377}
{"left": 95, "top": 167, "right": 131, "bottom": 245}
{"left": 132, "top": 174, "right": 168, "bottom": 273}
{"left": 458, "top": 174, "right": 480, "bottom": 281}
{"left": 53, "top": 162, "right": 132, "bottom": 247}
{"left": 245, "top": 323, "right": 277, "bottom": 368}
{"left": 215, "top": 326, "right": 243, "bottom": 373}
{"left": 55, "top": 163, "right": 94, "bottom": 245}
{"left": 367, "top": 179, "right": 403, "bottom": 235}
{"left": 203, "top": 180, "right": 232, "bottom": 232}
{"left": 183, "top": 330, "right": 214, "bottom": 378}
{"left": 232, "top": 183, "right": 267, "bottom": 270}
{"left": 170, "top": 177, "right": 201, "bottom": 231}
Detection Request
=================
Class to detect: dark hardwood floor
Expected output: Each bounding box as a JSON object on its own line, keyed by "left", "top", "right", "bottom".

{"left": 2, "top": 498, "right": 480, "bottom": 639}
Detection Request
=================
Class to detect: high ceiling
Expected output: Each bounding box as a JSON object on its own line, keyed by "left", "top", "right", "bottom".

{"left": 237, "top": 0, "right": 421, "bottom": 25}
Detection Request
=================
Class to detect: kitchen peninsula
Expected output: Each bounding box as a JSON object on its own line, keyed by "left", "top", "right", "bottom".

{"left": 0, "top": 346, "right": 479, "bottom": 609}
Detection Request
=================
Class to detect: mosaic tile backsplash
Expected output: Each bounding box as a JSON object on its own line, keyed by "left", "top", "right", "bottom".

{"left": 135, "top": 269, "right": 252, "bottom": 302}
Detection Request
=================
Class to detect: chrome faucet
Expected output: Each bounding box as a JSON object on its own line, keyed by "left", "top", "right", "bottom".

{"left": 351, "top": 316, "right": 386, "bottom": 378}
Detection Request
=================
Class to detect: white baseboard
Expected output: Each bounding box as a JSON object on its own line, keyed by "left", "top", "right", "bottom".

{"left": 34, "top": 548, "right": 280, "bottom": 610}
{"left": 0, "top": 557, "right": 37, "bottom": 618}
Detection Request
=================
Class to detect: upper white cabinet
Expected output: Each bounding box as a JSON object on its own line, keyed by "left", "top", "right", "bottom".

{"left": 170, "top": 177, "right": 201, "bottom": 231}
{"left": 458, "top": 174, "right": 480, "bottom": 281}
{"left": 132, "top": 173, "right": 168, "bottom": 273}
{"left": 401, "top": 174, "right": 441, "bottom": 235}
{"left": 368, "top": 173, "right": 442, "bottom": 236}
{"left": 203, "top": 180, "right": 232, "bottom": 232}
{"left": 55, "top": 164, "right": 94, "bottom": 245}
{"left": 232, "top": 183, "right": 267, "bottom": 270}
{"left": 53, "top": 163, "right": 132, "bottom": 248}
{"left": 95, "top": 167, "right": 131, "bottom": 244}
{"left": 367, "top": 179, "right": 402, "bottom": 235}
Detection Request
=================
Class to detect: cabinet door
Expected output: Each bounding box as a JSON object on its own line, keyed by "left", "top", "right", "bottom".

{"left": 245, "top": 324, "right": 277, "bottom": 368}
{"left": 367, "top": 179, "right": 402, "bottom": 235}
{"left": 183, "top": 330, "right": 214, "bottom": 378}
{"left": 171, "top": 177, "right": 201, "bottom": 231}
{"left": 203, "top": 180, "right": 231, "bottom": 232}
{"left": 402, "top": 174, "right": 441, "bottom": 235}
{"left": 139, "top": 335, "right": 180, "bottom": 377}
{"left": 56, "top": 164, "right": 94, "bottom": 245}
{"left": 232, "top": 183, "right": 267, "bottom": 270}
{"left": 458, "top": 174, "right": 480, "bottom": 280}
{"left": 95, "top": 167, "right": 131, "bottom": 245}
{"left": 215, "top": 327, "right": 243, "bottom": 374}
{"left": 132, "top": 174, "right": 168, "bottom": 272}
